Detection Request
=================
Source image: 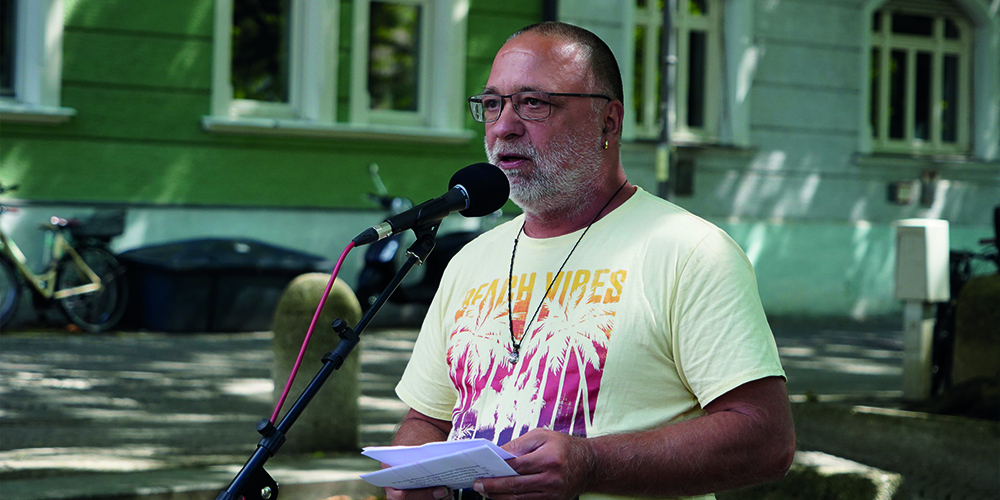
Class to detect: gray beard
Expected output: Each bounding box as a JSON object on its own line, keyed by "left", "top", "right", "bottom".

{"left": 485, "top": 130, "right": 604, "bottom": 218}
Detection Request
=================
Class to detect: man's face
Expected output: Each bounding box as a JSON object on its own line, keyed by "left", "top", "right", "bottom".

{"left": 483, "top": 33, "right": 605, "bottom": 214}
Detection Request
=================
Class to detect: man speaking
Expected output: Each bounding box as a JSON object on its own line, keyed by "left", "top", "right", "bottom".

{"left": 384, "top": 22, "right": 794, "bottom": 500}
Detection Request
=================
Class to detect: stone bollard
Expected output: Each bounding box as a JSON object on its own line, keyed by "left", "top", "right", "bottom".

{"left": 271, "top": 273, "right": 363, "bottom": 453}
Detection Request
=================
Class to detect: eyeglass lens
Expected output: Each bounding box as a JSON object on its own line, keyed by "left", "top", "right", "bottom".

{"left": 472, "top": 92, "right": 550, "bottom": 123}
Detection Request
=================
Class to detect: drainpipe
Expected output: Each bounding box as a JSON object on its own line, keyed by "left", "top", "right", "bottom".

{"left": 657, "top": 0, "right": 677, "bottom": 200}
{"left": 544, "top": 0, "right": 557, "bottom": 22}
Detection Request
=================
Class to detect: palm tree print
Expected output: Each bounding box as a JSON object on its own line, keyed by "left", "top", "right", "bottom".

{"left": 446, "top": 269, "right": 623, "bottom": 445}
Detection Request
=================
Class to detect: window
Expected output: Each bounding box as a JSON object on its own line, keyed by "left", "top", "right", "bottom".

{"left": 1, "top": 0, "right": 15, "bottom": 98}
{"left": 632, "top": 0, "right": 721, "bottom": 142}
{"left": 351, "top": 0, "right": 431, "bottom": 127}
{"left": 210, "top": 0, "right": 333, "bottom": 122}
{"left": 869, "top": 3, "right": 972, "bottom": 155}
{"left": 350, "top": 0, "right": 467, "bottom": 130}
{"left": 206, "top": 0, "right": 470, "bottom": 143}
{"left": 0, "top": 0, "right": 74, "bottom": 124}
{"left": 230, "top": 0, "right": 294, "bottom": 115}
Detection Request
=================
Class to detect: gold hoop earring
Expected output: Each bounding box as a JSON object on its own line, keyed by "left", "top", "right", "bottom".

{"left": 603, "top": 139, "right": 609, "bottom": 150}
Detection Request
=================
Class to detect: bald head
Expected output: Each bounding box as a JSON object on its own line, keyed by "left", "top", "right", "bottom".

{"left": 508, "top": 22, "right": 624, "bottom": 104}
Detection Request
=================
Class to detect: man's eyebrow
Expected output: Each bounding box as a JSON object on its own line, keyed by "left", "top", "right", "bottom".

{"left": 479, "top": 86, "right": 544, "bottom": 95}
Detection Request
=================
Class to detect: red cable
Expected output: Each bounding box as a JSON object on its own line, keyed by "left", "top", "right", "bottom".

{"left": 271, "top": 241, "right": 355, "bottom": 423}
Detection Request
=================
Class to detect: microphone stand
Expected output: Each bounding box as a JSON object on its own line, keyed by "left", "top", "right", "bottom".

{"left": 216, "top": 223, "right": 441, "bottom": 500}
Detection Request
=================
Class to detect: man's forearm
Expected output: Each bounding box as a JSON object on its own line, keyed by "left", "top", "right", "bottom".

{"left": 392, "top": 408, "right": 452, "bottom": 447}
{"left": 482, "top": 377, "right": 795, "bottom": 500}
{"left": 587, "top": 404, "right": 792, "bottom": 495}
{"left": 587, "top": 377, "right": 794, "bottom": 497}
{"left": 384, "top": 409, "right": 455, "bottom": 500}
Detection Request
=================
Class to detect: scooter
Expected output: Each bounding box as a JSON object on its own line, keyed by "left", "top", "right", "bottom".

{"left": 929, "top": 205, "right": 999, "bottom": 396}
{"left": 354, "top": 164, "right": 496, "bottom": 315}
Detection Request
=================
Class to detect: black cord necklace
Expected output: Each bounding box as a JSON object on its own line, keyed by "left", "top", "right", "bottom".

{"left": 506, "top": 180, "right": 629, "bottom": 364}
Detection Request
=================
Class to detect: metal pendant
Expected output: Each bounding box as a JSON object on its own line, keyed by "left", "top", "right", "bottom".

{"left": 508, "top": 350, "right": 519, "bottom": 364}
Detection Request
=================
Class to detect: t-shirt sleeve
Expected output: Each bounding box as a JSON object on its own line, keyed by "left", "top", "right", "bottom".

{"left": 670, "top": 226, "right": 785, "bottom": 406}
{"left": 394, "top": 284, "right": 459, "bottom": 422}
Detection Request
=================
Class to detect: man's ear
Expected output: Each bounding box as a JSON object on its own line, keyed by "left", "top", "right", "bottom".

{"left": 602, "top": 99, "right": 625, "bottom": 138}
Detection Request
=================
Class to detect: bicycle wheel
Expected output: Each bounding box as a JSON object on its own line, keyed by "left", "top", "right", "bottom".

{"left": 56, "top": 247, "right": 128, "bottom": 332}
{"left": 0, "top": 256, "right": 21, "bottom": 330}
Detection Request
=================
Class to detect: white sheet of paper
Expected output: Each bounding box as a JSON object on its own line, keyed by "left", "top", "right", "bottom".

{"left": 362, "top": 438, "right": 515, "bottom": 466}
{"left": 360, "top": 440, "right": 518, "bottom": 490}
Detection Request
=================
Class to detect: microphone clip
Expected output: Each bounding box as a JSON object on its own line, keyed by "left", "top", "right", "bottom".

{"left": 405, "top": 222, "right": 440, "bottom": 266}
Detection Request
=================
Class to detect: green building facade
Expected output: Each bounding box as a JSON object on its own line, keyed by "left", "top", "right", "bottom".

{"left": 2, "top": 0, "right": 998, "bottom": 320}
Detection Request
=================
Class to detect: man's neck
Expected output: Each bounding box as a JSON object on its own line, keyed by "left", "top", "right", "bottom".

{"left": 521, "top": 177, "right": 635, "bottom": 239}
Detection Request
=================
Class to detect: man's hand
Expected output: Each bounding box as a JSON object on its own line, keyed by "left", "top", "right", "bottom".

{"left": 385, "top": 409, "right": 455, "bottom": 500}
{"left": 384, "top": 485, "right": 452, "bottom": 500}
{"left": 473, "top": 428, "right": 595, "bottom": 500}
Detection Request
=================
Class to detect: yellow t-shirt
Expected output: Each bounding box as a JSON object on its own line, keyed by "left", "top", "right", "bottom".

{"left": 396, "top": 188, "right": 785, "bottom": 500}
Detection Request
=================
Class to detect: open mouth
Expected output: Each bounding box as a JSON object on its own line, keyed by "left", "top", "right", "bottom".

{"left": 498, "top": 153, "right": 530, "bottom": 164}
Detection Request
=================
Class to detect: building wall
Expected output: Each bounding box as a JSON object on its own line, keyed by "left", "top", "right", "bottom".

{"left": 2, "top": 0, "right": 996, "bottom": 320}
{"left": 1, "top": 0, "right": 544, "bottom": 207}
{"left": 616, "top": 0, "right": 999, "bottom": 319}
{"left": 0, "top": 0, "right": 540, "bottom": 285}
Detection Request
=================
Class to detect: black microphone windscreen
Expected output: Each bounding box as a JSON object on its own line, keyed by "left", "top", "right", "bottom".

{"left": 449, "top": 163, "right": 510, "bottom": 217}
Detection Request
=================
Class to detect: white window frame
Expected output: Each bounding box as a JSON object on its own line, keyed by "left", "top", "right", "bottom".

{"left": 860, "top": 0, "right": 999, "bottom": 161}
{"left": 351, "top": 0, "right": 432, "bottom": 127}
{"left": 868, "top": 4, "right": 972, "bottom": 155}
{"left": 350, "top": 0, "right": 468, "bottom": 132}
{"left": 208, "top": 0, "right": 337, "bottom": 123}
{"left": 632, "top": 0, "right": 722, "bottom": 143}
{"left": 204, "top": 0, "right": 472, "bottom": 144}
{"left": 0, "top": 0, "right": 75, "bottom": 124}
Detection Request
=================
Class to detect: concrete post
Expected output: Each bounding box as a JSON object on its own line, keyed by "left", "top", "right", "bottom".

{"left": 271, "top": 273, "right": 363, "bottom": 453}
{"left": 893, "top": 219, "right": 950, "bottom": 401}
{"left": 901, "top": 301, "right": 935, "bottom": 400}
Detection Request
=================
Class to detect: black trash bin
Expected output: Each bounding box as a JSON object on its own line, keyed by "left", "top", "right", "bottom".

{"left": 118, "top": 238, "right": 334, "bottom": 332}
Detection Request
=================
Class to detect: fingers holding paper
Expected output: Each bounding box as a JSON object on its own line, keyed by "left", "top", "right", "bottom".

{"left": 474, "top": 429, "right": 595, "bottom": 500}
{"left": 385, "top": 485, "right": 452, "bottom": 500}
{"left": 364, "top": 438, "right": 518, "bottom": 495}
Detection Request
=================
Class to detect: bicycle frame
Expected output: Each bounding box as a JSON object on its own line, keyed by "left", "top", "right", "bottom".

{"left": 0, "top": 224, "right": 103, "bottom": 300}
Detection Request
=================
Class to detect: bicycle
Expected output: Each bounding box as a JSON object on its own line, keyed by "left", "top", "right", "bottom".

{"left": 0, "top": 184, "right": 129, "bottom": 332}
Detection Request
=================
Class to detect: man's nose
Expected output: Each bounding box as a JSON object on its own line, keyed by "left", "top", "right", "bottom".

{"left": 488, "top": 97, "right": 526, "bottom": 140}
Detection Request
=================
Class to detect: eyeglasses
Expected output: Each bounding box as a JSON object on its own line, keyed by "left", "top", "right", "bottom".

{"left": 468, "top": 91, "right": 612, "bottom": 123}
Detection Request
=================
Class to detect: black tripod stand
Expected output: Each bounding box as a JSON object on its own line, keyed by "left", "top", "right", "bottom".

{"left": 216, "top": 224, "right": 441, "bottom": 500}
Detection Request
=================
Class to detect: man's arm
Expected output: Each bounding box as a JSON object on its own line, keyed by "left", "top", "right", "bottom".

{"left": 392, "top": 408, "right": 453, "bottom": 446}
{"left": 476, "top": 376, "right": 795, "bottom": 500}
{"left": 384, "top": 409, "right": 454, "bottom": 500}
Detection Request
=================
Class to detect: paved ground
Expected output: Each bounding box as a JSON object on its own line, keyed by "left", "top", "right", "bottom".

{"left": 1, "top": 320, "right": 996, "bottom": 499}
{"left": 773, "top": 321, "right": 906, "bottom": 402}
{"left": 0, "top": 328, "right": 413, "bottom": 474}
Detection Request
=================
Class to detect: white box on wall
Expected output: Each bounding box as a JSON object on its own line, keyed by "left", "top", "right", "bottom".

{"left": 894, "top": 219, "right": 950, "bottom": 303}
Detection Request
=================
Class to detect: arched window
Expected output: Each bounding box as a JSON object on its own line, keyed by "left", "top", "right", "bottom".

{"left": 869, "top": 0, "right": 972, "bottom": 155}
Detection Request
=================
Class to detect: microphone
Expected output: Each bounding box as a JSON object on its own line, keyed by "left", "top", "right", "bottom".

{"left": 352, "top": 163, "right": 509, "bottom": 246}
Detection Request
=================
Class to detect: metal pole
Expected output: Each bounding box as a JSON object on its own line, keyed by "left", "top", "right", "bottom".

{"left": 657, "top": 0, "right": 677, "bottom": 200}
